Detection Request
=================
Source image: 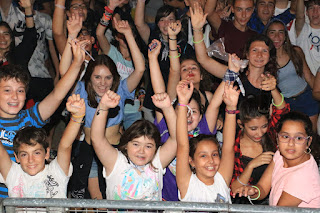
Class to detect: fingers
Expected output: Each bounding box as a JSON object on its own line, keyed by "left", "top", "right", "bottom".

{"left": 152, "top": 92, "right": 168, "bottom": 102}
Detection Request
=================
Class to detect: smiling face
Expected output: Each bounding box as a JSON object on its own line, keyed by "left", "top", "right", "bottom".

{"left": 277, "top": 120, "right": 312, "bottom": 167}
{"left": 180, "top": 59, "right": 202, "bottom": 85}
{"left": 267, "top": 22, "right": 286, "bottom": 49}
{"left": 256, "top": 0, "right": 275, "bottom": 24}
{"left": 243, "top": 116, "right": 268, "bottom": 143}
{"left": 189, "top": 140, "right": 220, "bottom": 185}
{"left": 15, "top": 142, "right": 49, "bottom": 176}
{"left": 247, "top": 40, "right": 270, "bottom": 68}
{"left": 157, "top": 12, "right": 176, "bottom": 36}
{"left": 232, "top": 0, "right": 254, "bottom": 30}
{"left": 0, "top": 78, "right": 26, "bottom": 118}
{"left": 126, "top": 136, "right": 157, "bottom": 166}
{"left": 0, "top": 25, "right": 12, "bottom": 53}
{"left": 90, "top": 65, "right": 113, "bottom": 98}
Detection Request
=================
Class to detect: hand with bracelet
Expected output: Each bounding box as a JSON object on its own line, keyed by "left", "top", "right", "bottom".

{"left": 97, "top": 90, "right": 121, "bottom": 116}
{"left": 67, "top": 94, "right": 86, "bottom": 124}
{"left": 223, "top": 81, "right": 240, "bottom": 113}
{"left": 232, "top": 185, "right": 260, "bottom": 200}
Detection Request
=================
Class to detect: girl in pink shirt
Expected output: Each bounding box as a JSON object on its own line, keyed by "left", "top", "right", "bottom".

{"left": 232, "top": 111, "right": 320, "bottom": 208}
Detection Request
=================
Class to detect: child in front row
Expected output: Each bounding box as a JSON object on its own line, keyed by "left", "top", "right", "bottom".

{"left": 91, "top": 90, "right": 177, "bottom": 200}
{"left": 176, "top": 56, "right": 240, "bottom": 203}
{"left": 0, "top": 94, "right": 85, "bottom": 198}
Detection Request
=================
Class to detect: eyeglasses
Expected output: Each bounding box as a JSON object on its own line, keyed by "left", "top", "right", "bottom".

{"left": 70, "top": 3, "right": 87, "bottom": 10}
{"left": 277, "top": 133, "right": 310, "bottom": 145}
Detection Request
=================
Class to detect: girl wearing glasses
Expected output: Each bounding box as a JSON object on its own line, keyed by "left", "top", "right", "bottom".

{"left": 233, "top": 111, "right": 320, "bottom": 208}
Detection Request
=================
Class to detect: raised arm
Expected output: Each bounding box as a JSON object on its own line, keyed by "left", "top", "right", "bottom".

{"left": 152, "top": 93, "right": 177, "bottom": 168}
{"left": 176, "top": 80, "right": 194, "bottom": 199}
{"left": 191, "top": 2, "right": 227, "bottom": 78}
{"left": 294, "top": 0, "right": 305, "bottom": 37}
{"left": 134, "top": 0, "right": 150, "bottom": 44}
{"left": 91, "top": 90, "right": 120, "bottom": 176}
{"left": 167, "top": 21, "right": 182, "bottom": 101}
{"left": 205, "top": 0, "right": 222, "bottom": 34}
{"left": 20, "top": 0, "right": 35, "bottom": 28}
{"left": 57, "top": 94, "right": 85, "bottom": 175}
{"left": 53, "top": 0, "right": 67, "bottom": 55}
{"left": 148, "top": 39, "right": 167, "bottom": 122}
{"left": 59, "top": 13, "right": 83, "bottom": 77}
{"left": 38, "top": 39, "right": 86, "bottom": 121}
{"left": 114, "top": 18, "right": 145, "bottom": 92}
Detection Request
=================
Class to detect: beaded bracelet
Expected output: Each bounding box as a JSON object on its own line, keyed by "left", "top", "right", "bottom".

{"left": 168, "top": 53, "right": 181, "bottom": 58}
{"left": 192, "top": 35, "right": 204, "bottom": 44}
{"left": 70, "top": 117, "right": 84, "bottom": 124}
{"left": 55, "top": 4, "right": 65, "bottom": 9}
{"left": 272, "top": 93, "right": 284, "bottom": 107}
{"left": 178, "top": 103, "right": 192, "bottom": 116}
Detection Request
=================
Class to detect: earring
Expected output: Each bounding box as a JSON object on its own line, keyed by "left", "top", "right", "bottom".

{"left": 305, "top": 147, "right": 311, "bottom": 154}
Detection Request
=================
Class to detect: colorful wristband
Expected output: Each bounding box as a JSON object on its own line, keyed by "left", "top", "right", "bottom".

{"left": 225, "top": 108, "right": 239, "bottom": 114}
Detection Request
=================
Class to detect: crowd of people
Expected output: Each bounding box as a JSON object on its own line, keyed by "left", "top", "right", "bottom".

{"left": 0, "top": 0, "right": 320, "bottom": 209}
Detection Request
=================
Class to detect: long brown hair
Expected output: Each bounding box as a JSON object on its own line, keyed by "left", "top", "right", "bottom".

{"left": 82, "top": 55, "right": 120, "bottom": 108}
{"left": 264, "top": 20, "right": 303, "bottom": 77}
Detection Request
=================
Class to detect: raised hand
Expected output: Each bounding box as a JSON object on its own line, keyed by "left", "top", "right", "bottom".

{"left": 168, "top": 21, "right": 182, "bottom": 37}
{"left": 114, "top": 17, "right": 132, "bottom": 36}
{"left": 248, "top": 152, "right": 274, "bottom": 169}
{"left": 190, "top": 1, "right": 208, "bottom": 30}
{"left": 148, "top": 39, "right": 161, "bottom": 59}
{"left": 152, "top": 92, "right": 171, "bottom": 109}
{"left": 228, "top": 53, "right": 241, "bottom": 73}
{"left": 71, "top": 38, "right": 88, "bottom": 64}
{"left": 66, "top": 94, "right": 86, "bottom": 117}
{"left": 223, "top": 81, "right": 240, "bottom": 108}
{"left": 176, "top": 80, "right": 194, "bottom": 105}
{"left": 19, "top": 0, "right": 32, "bottom": 9}
{"left": 100, "top": 90, "right": 121, "bottom": 109}
{"left": 232, "top": 185, "right": 259, "bottom": 198}
{"left": 108, "top": 0, "right": 128, "bottom": 10}
{"left": 67, "top": 13, "right": 83, "bottom": 38}
{"left": 261, "top": 74, "right": 277, "bottom": 91}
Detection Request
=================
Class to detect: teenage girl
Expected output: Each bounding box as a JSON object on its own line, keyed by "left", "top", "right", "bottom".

{"left": 176, "top": 56, "right": 239, "bottom": 203}
{"left": 233, "top": 111, "right": 320, "bottom": 208}
{"left": 90, "top": 89, "right": 177, "bottom": 200}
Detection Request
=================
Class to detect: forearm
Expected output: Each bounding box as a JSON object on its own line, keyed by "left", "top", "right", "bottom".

{"left": 59, "top": 116, "right": 83, "bottom": 150}
{"left": 162, "top": 107, "right": 177, "bottom": 139}
{"left": 53, "top": 0, "right": 67, "bottom": 54}
{"left": 24, "top": 7, "right": 35, "bottom": 28}
{"left": 222, "top": 105, "right": 236, "bottom": 153}
{"left": 149, "top": 57, "right": 166, "bottom": 93}
{"left": 134, "top": 0, "right": 149, "bottom": 44}
{"left": 48, "top": 40, "right": 60, "bottom": 79}
{"left": 271, "top": 88, "right": 286, "bottom": 109}
{"left": 96, "top": 22, "right": 111, "bottom": 55}
{"left": 125, "top": 32, "right": 145, "bottom": 73}
{"left": 59, "top": 38, "right": 73, "bottom": 77}
{"left": 231, "top": 165, "right": 254, "bottom": 192}
{"left": 167, "top": 35, "right": 181, "bottom": 100}
{"left": 91, "top": 105, "right": 108, "bottom": 144}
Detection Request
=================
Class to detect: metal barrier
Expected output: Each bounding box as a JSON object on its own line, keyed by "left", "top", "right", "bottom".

{"left": 0, "top": 198, "right": 319, "bottom": 213}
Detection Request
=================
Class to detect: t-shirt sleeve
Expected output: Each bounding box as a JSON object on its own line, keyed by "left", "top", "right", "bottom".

{"left": 152, "top": 147, "right": 166, "bottom": 175}
{"left": 5, "top": 161, "right": 21, "bottom": 187}
{"left": 154, "top": 117, "right": 170, "bottom": 143}
{"left": 28, "top": 102, "right": 49, "bottom": 127}
{"left": 118, "top": 79, "right": 135, "bottom": 100}
{"left": 275, "top": 8, "right": 295, "bottom": 25}
{"left": 49, "top": 158, "right": 73, "bottom": 183}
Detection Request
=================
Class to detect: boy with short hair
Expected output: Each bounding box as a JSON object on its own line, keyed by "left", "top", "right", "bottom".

{"left": 0, "top": 94, "right": 85, "bottom": 198}
{"left": 0, "top": 39, "right": 86, "bottom": 197}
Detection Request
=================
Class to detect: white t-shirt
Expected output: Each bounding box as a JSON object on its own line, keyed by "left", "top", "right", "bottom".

{"left": 296, "top": 23, "right": 320, "bottom": 75}
{"left": 5, "top": 158, "right": 72, "bottom": 198}
{"left": 104, "top": 148, "right": 165, "bottom": 200}
{"left": 0, "top": 4, "right": 53, "bottom": 78}
{"left": 179, "top": 172, "right": 231, "bottom": 203}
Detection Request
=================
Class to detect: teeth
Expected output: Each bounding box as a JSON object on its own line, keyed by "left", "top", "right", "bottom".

{"left": 8, "top": 103, "right": 18, "bottom": 106}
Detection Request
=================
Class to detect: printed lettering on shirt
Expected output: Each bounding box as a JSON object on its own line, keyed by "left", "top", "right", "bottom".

{"left": 309, "top": 32, "right": 320, "bottom": 52}
{"left": 0, "top": 130, "right": 16, "bottom": 146}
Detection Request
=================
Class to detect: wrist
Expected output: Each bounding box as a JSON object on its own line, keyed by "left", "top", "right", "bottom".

{"left": 106, "top": 5, "right": 115, "bottom": 12}
{"left": 225, "top": 107, "right": 238, "bottom": 114}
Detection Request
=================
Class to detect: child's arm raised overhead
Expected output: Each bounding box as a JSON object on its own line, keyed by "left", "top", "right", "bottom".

{"left": 152, "top": 93, "right": 177, "bottom": 168}
{"left": 57, "top": 94, "right": 85, "bottom": 175}
{"left": 218, "top": 54, "right": 240, "bottom": 186}
{"left": 53, "top": 0, "right": 67, "bottom": 55}
{"left": 167, "top": 21, "right": 182, "bottom": 101}
{"left": 148, "top": 39, "right": 167, "bottom": 122}
{"left": 59, "top": 13, "right": 83, "bottom": 77}
{"left": 190, "top": 2, "right": 227, "bottom": 78}
{"left": 39, "top": 39, "right": 85, "bottom": 121}
{"left": 91, "top": 90, "right": 121, "bottom": 176}
{"left": 176, "top": 80, "right": 195, "bottom": 199}
{"left": 114, "top": 18, "right": 145, "bottom": 93}
{"left": 134, "top": 0, "right": 150, "bottom": 44}
{"left": 38, "top": 39, "right": 85, "bottom": 121}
